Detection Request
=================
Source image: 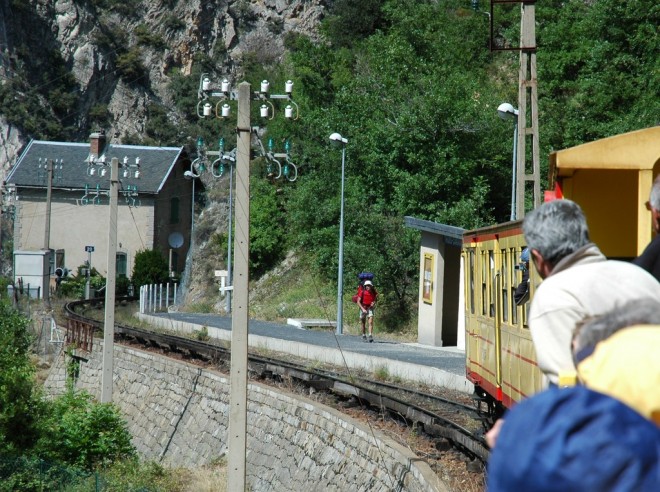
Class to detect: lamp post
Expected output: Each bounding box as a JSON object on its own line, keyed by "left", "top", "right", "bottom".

{"left": 329, "top": 132, "right": 348, "bottom": 335}
{"left": 224, "top": 153, "right": 235, "bottom": 314}
{"left": 497, "top": 102, "right": 519, "bottom": 221}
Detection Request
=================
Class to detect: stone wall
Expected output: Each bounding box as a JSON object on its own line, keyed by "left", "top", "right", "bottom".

{"left": 45, "top": 343, "right": 447, "bottom": 491}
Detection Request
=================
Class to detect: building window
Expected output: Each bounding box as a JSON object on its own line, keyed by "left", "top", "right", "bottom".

{"left": 171, "top": 251, "right": 179, "bottom": 276}
{"left": 170, "top": 197, "right": 180, "bottom": 224}
{"left": 49, "top": 249, "right": 66, "bottom": 275}
{"left": 116, "top": 253, "right": 127, "bottom": 277}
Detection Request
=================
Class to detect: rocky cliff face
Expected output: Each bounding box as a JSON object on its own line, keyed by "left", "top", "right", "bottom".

{"left": 0, "top": 0, "right": 327, "bottom": 302}
{"left": 1, "top": 0, "right": 326, "bottom": 170}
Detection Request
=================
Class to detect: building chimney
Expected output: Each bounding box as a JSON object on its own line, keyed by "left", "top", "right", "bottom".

{"left": 89, "top": 130, "right": 107, "bottom": 156}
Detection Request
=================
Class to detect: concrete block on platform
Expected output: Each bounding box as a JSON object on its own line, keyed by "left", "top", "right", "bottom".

{"left": 287, "top": 318, "right": 337, "bottom": 329}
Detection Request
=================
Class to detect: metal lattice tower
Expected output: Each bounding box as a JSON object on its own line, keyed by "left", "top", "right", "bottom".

{"left": 516, "top": 1, "right": 541, "bottom": 218}
{"left": 489, "top": 1, "right": 541, "bottom": 218}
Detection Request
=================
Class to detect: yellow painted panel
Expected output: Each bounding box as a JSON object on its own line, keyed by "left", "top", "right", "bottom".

{"left": 563, "top": 169, "right": 638, "bottom": 257}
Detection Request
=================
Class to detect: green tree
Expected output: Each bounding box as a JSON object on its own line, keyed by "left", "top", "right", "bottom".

{"left": 537, "top": 0, "right": 660, "bottom": 150}
{"left": 131, "top": 249, "right": 169, "bottom": 288}
{"left": 0, "top": 300, "right": 44, "bottom": 456}
{"left": 250, "top": 177, "right": 286, "bottom": 276}
{"left": 322, "top": 0, "right": 389, "bottom": 48}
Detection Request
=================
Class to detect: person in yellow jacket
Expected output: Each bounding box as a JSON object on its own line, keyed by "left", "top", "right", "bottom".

{"left": 572, "top": 298, "right": 660, "bottom": 425}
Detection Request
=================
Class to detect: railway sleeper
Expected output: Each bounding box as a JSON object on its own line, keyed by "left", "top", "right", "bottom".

{"left": 425, "top": 423, "right": 489, "bottom": 463}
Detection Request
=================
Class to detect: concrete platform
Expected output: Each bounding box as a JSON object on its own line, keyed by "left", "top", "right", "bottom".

{"left": 138, "top": 312, "right": 473, "bottom": 394}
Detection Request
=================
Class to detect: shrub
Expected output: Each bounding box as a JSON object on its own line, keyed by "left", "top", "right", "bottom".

{"left": 35, "top": 389, "right": 135, "bottom": 471}
{"left": 162, "top": 14, "right": 185, "bottom": 32}
{"left": 131, "top": 249, "right": 169, "bottom": 288}
{"left": 116, "top": 48, "right": 147, "bottom": 83}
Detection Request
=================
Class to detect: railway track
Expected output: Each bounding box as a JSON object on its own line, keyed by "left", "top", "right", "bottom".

{"left": 64, "top": 299, "right": 490, "bottom": 464}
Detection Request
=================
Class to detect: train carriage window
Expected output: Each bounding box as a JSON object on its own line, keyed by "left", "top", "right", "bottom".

{"left": 501, "top": 249, "right": 508, "bottom": 323}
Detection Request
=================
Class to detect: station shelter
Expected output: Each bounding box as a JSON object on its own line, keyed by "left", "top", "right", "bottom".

{"left": 404, "top": 217, "right": 465, "bottom": 348}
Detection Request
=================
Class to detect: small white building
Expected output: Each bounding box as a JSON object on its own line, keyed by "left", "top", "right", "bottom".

{"left": 12, "top": 249, "right": 51, "bottom": 298}
{"left": 404, "top": 217, "right": 464, "bottom": 348}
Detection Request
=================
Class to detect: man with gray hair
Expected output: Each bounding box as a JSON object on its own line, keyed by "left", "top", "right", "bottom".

{"left": 522, "top": 199, "right": 660, "bottom": 387}
{"left": 633, "top": 174, "right": 660, "bottom": 281}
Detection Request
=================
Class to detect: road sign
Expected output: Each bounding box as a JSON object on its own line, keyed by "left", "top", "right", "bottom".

{"left": 85, "top": 246, "right": 95, "bottom": 252}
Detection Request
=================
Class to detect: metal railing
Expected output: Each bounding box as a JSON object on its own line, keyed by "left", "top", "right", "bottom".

{"left": 139, "top": 282, "right": 179, "bottom": 313}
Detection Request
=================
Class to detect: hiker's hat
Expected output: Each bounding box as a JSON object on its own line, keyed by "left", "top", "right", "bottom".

{"left": 364, "top": 280, "right": 373, "bottom": 287}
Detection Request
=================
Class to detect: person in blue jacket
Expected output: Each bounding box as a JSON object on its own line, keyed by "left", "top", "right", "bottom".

{"left": 487, "top": 385, "right": 660, "bottom": 492}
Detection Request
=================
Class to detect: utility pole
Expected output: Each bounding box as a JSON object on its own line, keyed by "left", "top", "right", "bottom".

{"left": 196, "top": 76, "right": 299, "bottom": 487}
{"left": 43, "top": 159, "right": 53, "bottom": 307}
{"left": 488, "top": 1, "right": 541, "bottom": 218}
{"left": 227, "top": 82, "right": 251, "bottom": 492}
{"left": 101, "top": 158, "right": 119, "bottom": 403}
{"left": 515, "top": 1, "right": 541, "bottom": 218}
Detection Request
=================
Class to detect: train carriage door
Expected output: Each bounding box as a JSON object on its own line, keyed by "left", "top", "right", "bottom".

{"left": 492, "top": 248, "right": 503, "bottom": 401}
{"left": 469, "top": 248, "right": 475, "bottom": 315}
{"left": 481, "top": 250, "right": 488, "bottom": 316}
{"left": 501, "top": 249, "right": 509, "bottom": 323}
{"left": 489, "top": 250, "right": 495, "bottom": 317}
{"left": 494, "top": 269, "right": 503, "bottom": 400}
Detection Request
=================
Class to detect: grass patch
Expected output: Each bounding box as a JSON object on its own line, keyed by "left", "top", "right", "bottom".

{"left": 249, "top": 254, "right": 337, "bottom": 323}
{"left": 373, "top": 365, "right": 390, "bottom": 381}
{"left": 194, "top": 325, "right": 210, "bottom": 341}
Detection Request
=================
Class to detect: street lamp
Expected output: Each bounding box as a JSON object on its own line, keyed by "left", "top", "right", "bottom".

{"left": 329, "top": 132, "right": 348, "bottom": 335}
{"left": 497, "top": 102, "right": 519, "bottom": 221}
{"left": 223, "top": 152, "right": 236, "bottom": 314}
{"left": 183, "top": 170, "right": 196, "bottom": 239}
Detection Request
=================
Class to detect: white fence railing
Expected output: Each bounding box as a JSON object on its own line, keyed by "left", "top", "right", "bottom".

{"left": 139, "top": 282, "right": 178, "bottom": 314}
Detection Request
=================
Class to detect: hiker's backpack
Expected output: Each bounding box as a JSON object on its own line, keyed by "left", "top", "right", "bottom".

{"left": 352, "top": 272, "right": 375, "bottom": 303}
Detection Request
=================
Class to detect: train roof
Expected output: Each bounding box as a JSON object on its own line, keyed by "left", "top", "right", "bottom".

{"left": 549, "top": 126, "right": 660, "bottom": 182}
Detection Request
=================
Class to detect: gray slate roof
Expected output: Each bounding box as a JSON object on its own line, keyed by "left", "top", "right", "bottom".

{"left": 5, "top": 140, "right": 186, "bottom": 194}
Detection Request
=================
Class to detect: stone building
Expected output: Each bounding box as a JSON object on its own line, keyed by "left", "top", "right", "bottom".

{"left": 5, "top": 131, "right": 196, "bottom": 280}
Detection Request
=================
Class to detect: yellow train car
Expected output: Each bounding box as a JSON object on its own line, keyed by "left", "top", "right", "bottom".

{"left": 463, "top": 221, "right": 543, "bottom": 417}
{"left": 463, "top": 126, "right": 660, "bottom": 418}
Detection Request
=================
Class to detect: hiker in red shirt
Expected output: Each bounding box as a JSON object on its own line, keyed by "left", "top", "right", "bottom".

{"left": 358, "top": 280, "right": 378, "bottom": 342}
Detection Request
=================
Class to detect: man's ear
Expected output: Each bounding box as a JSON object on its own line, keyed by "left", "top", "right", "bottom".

{"left": 531, "top": 248, "right": 552, "bottom": 279}
{"left": 652, "top": 208, "right": 660, "bottom": 233}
